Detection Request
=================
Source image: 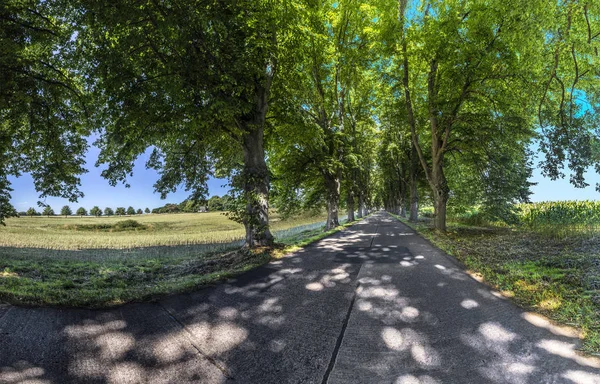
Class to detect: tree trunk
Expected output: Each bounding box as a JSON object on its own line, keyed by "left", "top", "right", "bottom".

{"left": 347, "top": 190, "right": 355, "bottom": 222}
{"left": 409, "top": 142, "right": 419, "bottom": 222}
{"left": 434, "top": 193, "right": 448, "bottom": 231}
{"left": 431, "top": 161, "right": 449, "bottom": 232}
{"left": 409, "top": 183, "right": 418, "bottom": 222}
{"left": 238, "top": 67, "right": 276, "bottom": 248}
{"left": 241, "top": 123, "right": 274, "bottom": 248}
{"left": 325, "top": 173, "right": 341, "bottom": 230}
{"left": 357, "top": 194, "right": 364, "bottom": 218}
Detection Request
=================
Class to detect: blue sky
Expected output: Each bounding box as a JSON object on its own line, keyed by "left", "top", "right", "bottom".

{"left": 9, "top": 144, "right": 230, "bottom": 212}
{"left": 9, "top": 145, "right": 600, "bottom": 212}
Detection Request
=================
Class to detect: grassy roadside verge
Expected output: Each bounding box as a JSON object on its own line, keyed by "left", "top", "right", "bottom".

{"left": 0, "top": 218, "right": 365, "bottom": 308}
{"left": 390, "top": 214, "right": 600, "bottom": 355}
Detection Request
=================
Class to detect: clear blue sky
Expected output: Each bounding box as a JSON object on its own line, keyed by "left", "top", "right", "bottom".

{"left": 9, "top": 144, "right": 599, "bottom": 212}
{"left": 9, "top": 144, "right": 230, "bottom": 212}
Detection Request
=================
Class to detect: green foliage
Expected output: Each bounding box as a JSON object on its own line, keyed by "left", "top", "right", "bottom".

{"left": 2, "top": 0, "right": 599, "bottom": 247}
{"left": 68, "top": 0, "right": 303, "bottom": 246}
{"left": 60, "top": 205, "right": 72, "bottom": 217}
{"left": 518, "top": 201, "right": 600, "bottom": 235}
{"left": 0, "top": 0, "right": 88, "bottom": 225}
{"left": 42, "top": 206, "right": 55, "bottom": 217}
{"left": 178, "top": 199, "right": 202, "bottom": 213}
{"left": 535, "top": 2, "right": 600, "bottom": 191}
{"left": 269, "top": 0, "right": 377, "bottom": 220}
{"left": 208, "top": 196, "right": 224, "bottom": 212}
{"left": 115, "top": 207, "right": 126, "bottom": 216}
{"left": 89, "top": 206, "right": 102, "bottom": 217}
{"left": 136, "top": 208, "right": 143, "bottom": 215}
{"left": 144, "top": 208, "right": 150, "bottom": 214}
{"left": 154, "top": 203, "right": 179, "bottom": 214}
{"left": 104, "top": 207, "right": 114, "bottom": 216}
{"left": 26, "top": 207, "right": 38, "bottom": 217}
{"left": 114, "top": 220, "right": 144, "bottom": 230}
{"left": 76, "top": 207, "right": 87, "bottom": 217}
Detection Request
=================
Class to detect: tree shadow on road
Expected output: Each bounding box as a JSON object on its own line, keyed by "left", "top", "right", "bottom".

{"left": 0, "top": 215, "right": 599, "bottom": 384}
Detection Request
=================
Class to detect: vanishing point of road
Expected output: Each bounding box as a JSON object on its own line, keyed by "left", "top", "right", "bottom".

{"left": 1, "top": 212, "right": 599, "bottom": 383}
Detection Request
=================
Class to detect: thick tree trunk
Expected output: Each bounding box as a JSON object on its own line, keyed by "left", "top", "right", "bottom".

{"left": 238, "top": 67, "right": 276, "bottom": 248}
{"left": 241, "top": 126, "right": 274, "bottom": 247}
{"left": 431, "top": 162, "right": 449, "bottom": 232}
{"left": 409, "top": 183, "right": 419, "bottom": 222}
{"left": 242, "top": 108, "right": 273, "bottom": 248}
{"left": 347, "top": 191, "right": 355, "bottom": 222}
{"left": 434, "top": 193, "right": 448, "bottom": 231}
{"left": 324, "top": 173, "right": 341, "bottom": 230}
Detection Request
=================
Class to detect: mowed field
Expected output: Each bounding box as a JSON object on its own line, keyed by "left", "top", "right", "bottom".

{"left": 0, "top": 210, "right": 352, "bottom": 307}
{"left": 0, "top": 211, "right": 331, "bottom": 250}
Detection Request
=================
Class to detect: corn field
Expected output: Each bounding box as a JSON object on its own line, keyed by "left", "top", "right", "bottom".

{"left": 517, "top": 201, "right": 600, "bottom": 235}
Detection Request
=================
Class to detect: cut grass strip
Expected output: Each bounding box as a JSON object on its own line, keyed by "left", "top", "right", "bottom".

{"left": 0, "top": 217, "right": 365, "bottom": 308}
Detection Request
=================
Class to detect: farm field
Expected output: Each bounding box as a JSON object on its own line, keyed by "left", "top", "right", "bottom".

{"left": 0, "top": 211, "right": 353, "bottom": 307}
{"left": 517, "top": 200, "right": 600, "bottom": 236}
{"left": 0, "top": 211, "right": 335, "bottom": 250}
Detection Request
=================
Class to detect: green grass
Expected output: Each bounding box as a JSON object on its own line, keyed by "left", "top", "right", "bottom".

{"left": 0, "top": 213, "right": 359, "bottom": 308}
{"left": 392, "top": 214, "right": 600, "bottom": 355}
{"left": 0, "top": 211, "right": 337, "bottom": 249}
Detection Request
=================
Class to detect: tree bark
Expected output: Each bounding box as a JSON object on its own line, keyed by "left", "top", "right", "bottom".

{"left": 409, "top": 182, "right": 419, "bottom": 222}
{"left": 324, "top": 173, "right": 341, "bottom": 230}
{"left": 241, "top": 124, "right": 274, "bottom": 247}
{"left": 409, "top": 142, "right": 419, "bottom": 222}
{"left": 431, "top": 160, "right": 449, "bottom": 232}
{"left": 434, "top": 193, "right": 448, "bottom": 232}
{"left": 357, "top": 193, "right": 364, "bottom": 218}
{"left": 239, "top": 71, "right": 276, "bottom": 248}
{"left": 347, "top": 190, "right": 355, "bottom": 222}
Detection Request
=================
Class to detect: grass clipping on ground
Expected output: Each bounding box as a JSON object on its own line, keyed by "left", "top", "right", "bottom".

{"left": 392, "top": 214, "right": 600, "bottom": 355}
{"left": 0, "top": 219, "right": 360, "bottom": 309}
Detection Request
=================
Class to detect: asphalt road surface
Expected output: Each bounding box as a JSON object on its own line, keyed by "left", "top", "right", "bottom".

{"left": 1, "top": 212, "right": 599, "bottom": 383}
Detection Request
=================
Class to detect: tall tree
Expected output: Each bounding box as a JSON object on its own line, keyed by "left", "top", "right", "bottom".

{"left": 42, "top": 206, "right": 54, "bottom": 217}
{"left": 104, "top": 207, "right": 114, "bottom": 216}
{"left": 0, "top": 0, "right": 88, "bottom": 225}
{"left": 60, "top": 205, "right": 72, "bottom": 217}
{"left": 270, "top": 0, "right": 377, "bottom": 229}
{"left": 376, "top": 0, "right": 547, "bottom": 230}
{"left": 72, "top": 0, "right": 301, "bottom": 247}
{"left": 76, "top": 207, "right": 87, "bottom": 217}
{"left": 90, "top": 206, "right": 102, "bottom": 217}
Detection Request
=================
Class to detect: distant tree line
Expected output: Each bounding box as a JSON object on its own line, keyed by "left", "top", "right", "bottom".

{"left": 19, "top": 205, "right": 151, "bottom": 217}
{"left": 18, "top": 197, "right": 232, "bottom": 217}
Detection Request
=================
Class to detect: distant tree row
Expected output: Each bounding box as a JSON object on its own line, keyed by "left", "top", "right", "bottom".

{"left": 151, "top": 196, "right": 234, "bottom": 214}
{"left": 20, "top": 198, "right": 233, "bottom": 217}
{"left": 20, "top": 205, "right": 151, "bottom": 217}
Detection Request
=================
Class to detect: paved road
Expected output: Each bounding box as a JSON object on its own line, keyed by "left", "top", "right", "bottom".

{"left": 1, "top": 212, "right": 599, "bottom": 384}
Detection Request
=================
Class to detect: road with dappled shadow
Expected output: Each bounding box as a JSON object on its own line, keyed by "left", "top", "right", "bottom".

{"left": 1, "top": 212, "right": 599, "bottom": 383}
